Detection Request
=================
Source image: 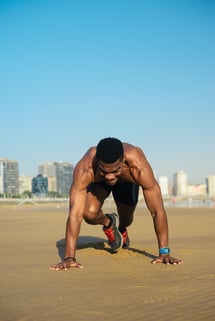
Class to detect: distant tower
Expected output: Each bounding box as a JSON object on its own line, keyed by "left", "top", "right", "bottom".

{"left": 173, "top": 170, "right": 188, "bottom": 196}
{"left": 206, "top": 175, "right": 215, "bottom": 197}
{"left": 32, "top": 174, "right": 48, "bottom": 197}
{"left": 19, "top": 175, "right": 33, "bottom": 194}
{"left": 158, "top": 176, "right": 169, "bottom": 197}
{"left": 0, "top": 158, "right": 19, "bottom": 195}
{"left": 38, "top": 161, "right": 73, "bottom": 195}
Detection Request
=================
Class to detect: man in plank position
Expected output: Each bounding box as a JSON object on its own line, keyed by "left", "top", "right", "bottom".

{"left": 50, "top": 137, "right": 182, "bottom": 270}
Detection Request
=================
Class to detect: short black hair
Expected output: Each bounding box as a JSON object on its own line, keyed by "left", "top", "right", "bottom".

{"left": 96, "top": 137, "right": 124, "bottom": 164}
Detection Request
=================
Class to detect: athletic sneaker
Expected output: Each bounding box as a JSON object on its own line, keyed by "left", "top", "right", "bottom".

{"left": 121, "top": 229, "right": 130, "bottom": 248}
{"left": 103, "top": 213, "right": 123, "bottom": 251}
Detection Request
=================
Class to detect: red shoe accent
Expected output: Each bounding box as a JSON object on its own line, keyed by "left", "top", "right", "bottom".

{"left": 121, "top": 229, "right": 130, "bottom": 248}
{"left": 121, "top": 230, "right": 128, "bottom": 244}
{"left": 103, "top": 227, "right": 115, "bottom": 242}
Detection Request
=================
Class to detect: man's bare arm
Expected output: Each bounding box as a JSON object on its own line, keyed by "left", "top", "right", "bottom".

{"left": 65, "top": 186, "right": 86, "bottom": 257}
{"left": 130, "top": 148, "right": 183, "bottom": 265}
{"left": 49, "top": 154, "right": 94, "bottom": 271}
{"left": 143, "top": 181, "right": 183, "bottom": 264}
{"left": 49, "top": 186, "right": 86, "bottom": 270}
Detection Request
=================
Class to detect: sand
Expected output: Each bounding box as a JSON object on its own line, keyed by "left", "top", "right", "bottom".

{"left": 0, "top": 203, "right": 214, "bottom": 321}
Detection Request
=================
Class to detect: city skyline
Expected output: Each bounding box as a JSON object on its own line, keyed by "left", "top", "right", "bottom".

{"left": 2, "top": 156, "right": 213, "bottom": 187}
{"left": 1, "top": 1, "right": 214, "bottom": 184}
{"left": 1, "top": 157, "right": 215, "bottom": 197}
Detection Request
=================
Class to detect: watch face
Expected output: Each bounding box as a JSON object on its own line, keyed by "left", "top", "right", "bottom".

{"left": 159, "top": 247, "right": 170, "bottom": 255}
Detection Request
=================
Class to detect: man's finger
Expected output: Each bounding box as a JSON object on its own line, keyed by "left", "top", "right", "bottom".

{"left": 151, "top": 258, "right": 162, "bottom": 264}
{"left": 69, "top": 262, "right": 83, "bottom": 269}
{"left": 49, "top": 261, "right": 83, "bottom": 270}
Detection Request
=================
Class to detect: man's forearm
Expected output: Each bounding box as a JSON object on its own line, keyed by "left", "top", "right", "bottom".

{"left": 152, "top": 211, "right": 169, "bottom": 249}
{"left": 64, "top": 214, "right": 81, "bottom": 259}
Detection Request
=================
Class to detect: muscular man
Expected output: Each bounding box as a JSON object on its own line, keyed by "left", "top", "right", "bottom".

{"left": 50, "top": 137, "right": 182, "bottom": 270}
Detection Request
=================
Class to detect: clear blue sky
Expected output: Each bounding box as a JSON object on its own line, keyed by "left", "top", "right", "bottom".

{"left": 0, "top": 0, "right": 214, "bottom": 184}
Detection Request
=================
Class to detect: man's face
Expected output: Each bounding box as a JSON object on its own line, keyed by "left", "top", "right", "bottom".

{"left": 97, "top": 159, "right": 124, "bottom": 186}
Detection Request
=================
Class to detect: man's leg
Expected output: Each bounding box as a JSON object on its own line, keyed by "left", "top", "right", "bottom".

{"left": 83, "top": 182, "right": 110, "bottom": 225}
{"left": 112, "top": 183, "right": 139, "bottom": 247}
{"left": 116, "top": 202, "right": 136, "bottom": 232}
{"left": 115, "top": 202, "right": 136, "bottom": 247}
{"left": 83, "top": 183, "right": 123, "bottom": 251}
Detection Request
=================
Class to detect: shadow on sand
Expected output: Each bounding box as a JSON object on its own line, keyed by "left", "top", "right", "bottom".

{"left": 56, "top": 236, "right": 157, "bottom": 261}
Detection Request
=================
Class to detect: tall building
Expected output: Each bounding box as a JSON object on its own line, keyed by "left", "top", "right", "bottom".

{"left": 158, "top": 176, "right": 169, "bottom": 197}
{"left": 0, "top": 158, "right": 19, "bottom": 195}
{"left": 19, "top": 175, "right": 33, "bottom": 194}
{"left": 173, "top": 170, "right": 188, "bottom": 196}
{"left": 32, "top": 174, "right": 48, "bottom": 196}
{"left": 206, "top": 175, "right": 215, "bottom": 197}
{"left": 47, "top": 176, "right": 57, "bottom": 193}
{"left": 187, "top": 184, "right": 206, "bottom": 197}
{"left": 38, "top": 161, "right": 73, "bottom": 195}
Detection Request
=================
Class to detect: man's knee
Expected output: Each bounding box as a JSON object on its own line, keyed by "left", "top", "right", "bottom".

{"left": 83, "top": 208, "right": 99, "bottom": 225}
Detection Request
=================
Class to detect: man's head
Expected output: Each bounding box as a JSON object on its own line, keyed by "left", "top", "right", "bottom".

{"left": 96, "top": 137, "right": 124, "bottom": 163}
{"left": 96, "top": 137, "right": 124, "bottom": 186}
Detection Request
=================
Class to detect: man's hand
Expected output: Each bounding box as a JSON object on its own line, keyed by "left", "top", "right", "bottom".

{"left": 49, "top": 259, "right": 83, "bottom": 271}
{"left": 151, "top": 255, "right": 183, "bottom": 265}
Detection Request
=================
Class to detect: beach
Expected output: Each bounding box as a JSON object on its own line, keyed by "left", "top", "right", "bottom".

{"left": 0, "top": 203, "right": 214, "bottom": 321}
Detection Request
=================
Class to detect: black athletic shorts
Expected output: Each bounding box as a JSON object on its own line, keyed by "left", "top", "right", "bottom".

{"left": 88, "top": 181, "right": 139, "bottom": 206}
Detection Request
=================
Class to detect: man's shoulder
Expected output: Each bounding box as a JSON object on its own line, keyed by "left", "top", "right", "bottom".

{"left": 77, "top": 147, "right": 96, "bottom": 164}
{"left": 73, "top": 161, "right": 94, "bottom": 189}
{"left": 124, "top": 143, "right": 145, "bottom": 159}
{"left": 73, "top": 147, "right": 95, "bottom": 179}
{"left": 86, "top": 146, "right": 97, "bottom": 156}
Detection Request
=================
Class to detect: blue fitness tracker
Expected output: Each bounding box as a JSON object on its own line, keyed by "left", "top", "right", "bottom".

{"left": 159, "top": 247, "right": 170, "bottom": 255}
